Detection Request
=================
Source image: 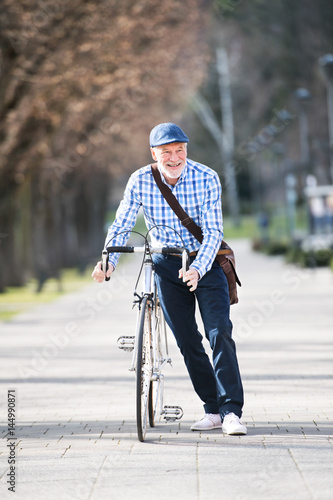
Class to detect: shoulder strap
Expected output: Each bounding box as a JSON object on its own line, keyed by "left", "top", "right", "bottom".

{"left": 150, "top": 163, "right": 240, "bottom": 284}
{"left": 151, "top": 163, "right": 203, "bottom": 243}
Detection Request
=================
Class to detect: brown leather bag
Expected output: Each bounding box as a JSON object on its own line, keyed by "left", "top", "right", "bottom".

{"left": 151, "top": 164, "right": 241, "bottom": 304}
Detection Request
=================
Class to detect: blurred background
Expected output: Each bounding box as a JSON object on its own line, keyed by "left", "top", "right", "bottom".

{"left": 1, "top": 0, "right": 333, "bottom": 297}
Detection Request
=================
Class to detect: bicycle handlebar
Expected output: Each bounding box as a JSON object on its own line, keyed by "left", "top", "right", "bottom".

{"left": 101, "top": 245, "right": 190, "bottom": 282}
{"left": 105, "top": 246, "right": 135, "bottom": 253}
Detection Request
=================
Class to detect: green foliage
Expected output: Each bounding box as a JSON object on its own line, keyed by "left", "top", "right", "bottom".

{"left": 286, "top": 246, "right": 333, "bottom": 267}
{"left": 265, "top": 241, "right": 290, "bottom": 256}
{"left": 252, "top": 239, "right": 289, "bottom": 256}
{"left": 223, "top": 215, "right": 257, "bottom": 239}
{"left": 253, "top": 238, "right": 333, "bottom": 268}
{"left": 0, "top": 268, "right": 93, "bottom": 321}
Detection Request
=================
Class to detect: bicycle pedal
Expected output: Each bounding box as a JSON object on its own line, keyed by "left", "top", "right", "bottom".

{"left": 117, "top": 336, "right": 135, "bottom": 351}
{"left": 162, "top": 405, "right": 183, "bottom": 421}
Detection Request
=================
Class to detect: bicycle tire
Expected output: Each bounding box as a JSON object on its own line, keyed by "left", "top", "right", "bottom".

{"left": 148, "top": 300, "right": 165, "bottom": 427}
{"left": 136, "top": 296, "right": 153, "bottom": 442}
{"left": 148, "top": 380, "right": 155, "bottom": 427}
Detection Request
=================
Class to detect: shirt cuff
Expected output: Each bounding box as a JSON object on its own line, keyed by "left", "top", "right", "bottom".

{"left": 189, "top": 263, "right": 203, "bottom": 281}
{"left": 108, "top": 254, "right": 120, "bottom": 269}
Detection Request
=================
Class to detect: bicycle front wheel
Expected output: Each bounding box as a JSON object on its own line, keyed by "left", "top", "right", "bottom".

{"left": 136, "top": 296, "right": 153, "bottom": 442}
{"left": 148, "top": 299, "right": 166, "bottom": 427}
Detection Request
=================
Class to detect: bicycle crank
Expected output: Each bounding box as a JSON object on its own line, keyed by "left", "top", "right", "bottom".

{"left": 162, "top": 405, "right": 184, "bottom": 421}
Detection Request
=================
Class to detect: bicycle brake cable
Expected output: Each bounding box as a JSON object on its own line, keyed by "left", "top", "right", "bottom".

{"left": 145, "top": 224, "right": 187, "bottom": 252}
{"left": 104, "top": 229, "right": 147, "bottom": 249}
{"left": 105, "top": 229, "right": 148, "bottom": 297}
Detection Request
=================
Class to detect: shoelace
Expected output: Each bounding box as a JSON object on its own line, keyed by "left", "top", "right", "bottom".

{"left": 205, "top": 413, "right": 220, "bottom": 422}
{"left": 224, "top": 413, "right": 239, "bottom": 424}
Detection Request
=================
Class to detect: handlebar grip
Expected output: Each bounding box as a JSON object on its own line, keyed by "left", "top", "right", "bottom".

{"left": 101, "top": 250, "right": 110, "bottom": 282}
{"left": 161, "top": 247, "right": 183, "bottom": 255}
{"left": 106, "top": 246, "right": 134, "bottom": 253}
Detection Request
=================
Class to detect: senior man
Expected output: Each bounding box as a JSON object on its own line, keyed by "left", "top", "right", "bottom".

{"left": 92, "top": 123, "right": 246, "bottom": 435}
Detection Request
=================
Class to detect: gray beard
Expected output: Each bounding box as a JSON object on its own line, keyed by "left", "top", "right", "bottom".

{"left": 160, "top": 165, "right": 184, "bottom": 179}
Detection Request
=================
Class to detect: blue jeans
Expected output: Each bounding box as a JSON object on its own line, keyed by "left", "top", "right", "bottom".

{"left": 153, "top": 254, "right": 244, "bottom": 419}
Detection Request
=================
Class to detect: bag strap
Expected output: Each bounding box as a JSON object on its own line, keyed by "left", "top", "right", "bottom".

{"left": 151, "top": 163, "right": 232, "bottom": 253}
{"left": 151, "top": 163, "right": 204, "bottom": 243}
{"left": 151, "top": 163, "right": 241, "bottom": 287}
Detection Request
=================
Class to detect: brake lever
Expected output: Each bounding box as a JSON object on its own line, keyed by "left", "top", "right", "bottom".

{"left": 182, "top": 249, "right": 189, "bottom": 281}
{"left": 101, "top": 250, "right": 110, "bottom": 282}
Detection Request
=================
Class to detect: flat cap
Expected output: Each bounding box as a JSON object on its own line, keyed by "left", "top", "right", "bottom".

{"left": 149, "top": 122, "right": 189, "bottom": 147}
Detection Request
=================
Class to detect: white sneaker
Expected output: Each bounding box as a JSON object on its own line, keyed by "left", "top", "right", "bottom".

{"left": 190, "top": 413, "right": 221, "bottom": 431}
{"left": 222, "top": 412, "right": 247, "bottom": 435}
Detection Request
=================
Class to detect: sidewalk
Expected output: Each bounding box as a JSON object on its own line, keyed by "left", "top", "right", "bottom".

{"left": 1, "top": 239, "right": 332, "bottom": 500}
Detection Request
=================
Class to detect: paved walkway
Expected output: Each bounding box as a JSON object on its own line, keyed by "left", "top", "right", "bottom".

{"left": 0, "top": 239, "right": 332, "bottom": 500}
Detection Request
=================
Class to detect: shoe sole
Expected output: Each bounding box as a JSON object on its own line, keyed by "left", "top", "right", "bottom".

{"left": 222, "top": 427, "right": 247, "bottom": 435}
{"left": 190, "top": 425, "right": 221, "bottom": 431}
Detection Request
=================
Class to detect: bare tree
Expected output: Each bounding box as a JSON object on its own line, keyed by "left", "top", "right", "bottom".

{"left": 192, "top": 47, "right": 240, "bottom": 225}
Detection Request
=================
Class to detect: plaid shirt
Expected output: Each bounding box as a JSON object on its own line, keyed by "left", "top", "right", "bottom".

{"left": 105, "top": 158, "right": 223, "bottom": 278}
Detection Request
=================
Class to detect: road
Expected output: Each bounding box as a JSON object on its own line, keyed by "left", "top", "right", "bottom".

{"left": 1, "top": 239, "right": 332, "bottom": 500}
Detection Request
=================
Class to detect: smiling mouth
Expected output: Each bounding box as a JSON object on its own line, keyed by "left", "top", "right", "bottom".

{"left": 167, "top": 162, "right": 182, "bottom": 168}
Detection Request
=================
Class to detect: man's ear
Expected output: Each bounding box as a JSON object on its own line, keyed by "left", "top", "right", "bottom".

{"left": 151, "top": 147, "right": 157, "bottom": 161}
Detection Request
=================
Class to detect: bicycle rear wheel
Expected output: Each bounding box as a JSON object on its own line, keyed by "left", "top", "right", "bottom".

{"left": 136, "top": 296, "right": 153, "bottom": 442}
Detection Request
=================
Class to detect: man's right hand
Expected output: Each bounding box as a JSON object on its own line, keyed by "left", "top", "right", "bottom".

{"left": 91, "top": 261, "right": 114, "bottom": 283}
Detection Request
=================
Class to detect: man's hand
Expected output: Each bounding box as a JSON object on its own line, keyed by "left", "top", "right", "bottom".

{"left": 92, "top": 261, "right": 114, "bottom": 283}
{"left": 179, "top": 267, "right": 199, "bottom": 292}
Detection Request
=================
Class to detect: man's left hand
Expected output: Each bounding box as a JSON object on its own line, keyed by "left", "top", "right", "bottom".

{"left": 179, "top": 267, "right": 199, "bottom": 292}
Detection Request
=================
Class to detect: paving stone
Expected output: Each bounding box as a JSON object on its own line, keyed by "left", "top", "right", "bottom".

{"left": 1, "top": 239, "right": 332, "bottom": 500}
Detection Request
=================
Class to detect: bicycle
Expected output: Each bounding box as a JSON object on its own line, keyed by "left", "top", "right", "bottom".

{"left": 101, "top": 231, "right": 189, "bottom": 442}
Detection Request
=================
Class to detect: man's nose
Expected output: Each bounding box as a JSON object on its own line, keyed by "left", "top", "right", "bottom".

{"left": 170, "top": 151, "right": 179, "bottom": 161}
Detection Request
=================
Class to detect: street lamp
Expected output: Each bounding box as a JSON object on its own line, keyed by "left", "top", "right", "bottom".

{"left": 285, "top": 173, "right": 297, "bottom": 238}
{"left": 319, "top": 54, "right": 333, "bottom": 184}
{"left": 294, "top": 88, "right": 311, "bottom": 167}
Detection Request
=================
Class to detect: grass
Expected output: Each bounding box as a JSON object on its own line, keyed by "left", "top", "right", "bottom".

{"left": 2, "top": 208, "right": 313, "bottom": 321}
{"left": 223, "top": 207, "right": 309, "bottom": 241}
{"left": 223, "top": 215, "right": 258, "bottom": 239}
{"left": 107, "top": 211, "right": 260, "bottom": 240}
{"left": 0, "top": 267, "right": 93, "bottom": 322}
{"left": 1, "top": 210, "right": 148, "bottom": 323}
{"left": 106, "top": 209, "right": 148, "bottom": 239}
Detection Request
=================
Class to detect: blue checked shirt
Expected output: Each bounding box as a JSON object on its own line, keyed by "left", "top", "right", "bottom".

{"left": 105, "top": 158, "right": 224, "bottom": 278}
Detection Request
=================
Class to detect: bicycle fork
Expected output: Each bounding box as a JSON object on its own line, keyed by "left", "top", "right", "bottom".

{"left": 117, "top": 260, "right": 183, "bottom": 423}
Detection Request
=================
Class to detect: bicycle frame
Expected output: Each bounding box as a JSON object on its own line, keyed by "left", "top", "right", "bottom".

{"left": 102, "top": 241, "right": 188, "bottom": 437}
{"left": 103, "top": 243, "right": 187, "bottom": 370}
{"left": 129, "top": 252, "right": 156, "bottom": 373}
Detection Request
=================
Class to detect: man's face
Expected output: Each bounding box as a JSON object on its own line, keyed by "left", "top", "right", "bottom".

{"left": 151, "top": 142, "right": 187, "bottom": 184}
